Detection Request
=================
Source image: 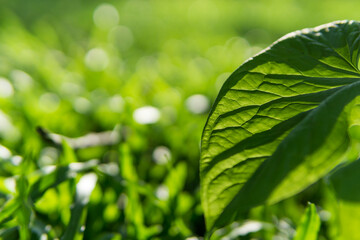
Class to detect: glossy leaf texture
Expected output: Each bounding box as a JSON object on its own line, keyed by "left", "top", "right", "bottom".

{"left": 200, "top": 20, "right": 360, "bottom": 232}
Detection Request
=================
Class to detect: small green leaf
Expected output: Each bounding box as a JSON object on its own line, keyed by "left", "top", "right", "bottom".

{"left": 200, "top": 20, "right": 360, "bottom": 231}
{"left": 293, "top": 203, "right": 320, "bottom": 240}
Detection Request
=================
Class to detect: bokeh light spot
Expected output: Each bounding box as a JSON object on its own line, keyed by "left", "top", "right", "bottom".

{"left": 39, "top": 93, "right": 61, "bottom": 113}
{"left": 84, "top": 48, "right": 109, "bottom": 71}
{"left": 108, "top": 25, "right": 134, "bottom": 51}
{"left": 4, "top": 177, "right": 16, "bottom": 193}
{"left": 152, "top": 146, "right": 171, "bottom": 165}
{"left": 74, "top": 97, "right": 92, "bottom": 114}
{"left": 108, "top": 94, "right": 124, "bottom": 113}
{"left": 76, "top": 173, "right": 98, "bottom": 205}
{"left": 60, "top": 81, "right": 83, "bottom": 96}
{"left": 0, "top": 111, "right": 20, "bottom": 142}
{"left": 0, "top": 77, "right": 13, "bottom": 98}
{"left": 10, "top": 155, "right": 22, "bottom": 166}
{"left": 133, "top": 106, "right": 160, "bottom": 124}
{"left": 10, "top": 70, "right": 33, "bottom": 91}
{"left": 93, "top": 3, "right": 120, "bottom": 30}
{"left": 185, "top": 94, "right": 210, "bottom": 114}
{"left": 0, "top": 144, "right": 11, "bottom": 159}
{"left": 39, "top": 147, "right": 59, "bottom": 167}
{"left": 155, "top": 185, "right": 169, "bottom": 200}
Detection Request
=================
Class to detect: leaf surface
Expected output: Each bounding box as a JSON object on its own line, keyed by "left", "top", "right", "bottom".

{"left": 200, "top": 20, "right": 360, "bottom": 231}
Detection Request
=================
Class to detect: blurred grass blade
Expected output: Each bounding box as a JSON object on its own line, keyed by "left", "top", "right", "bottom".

{"left": 0, "top": 198, "right": 19, "bottom": 224}
{"left": 293, "top": 203, "right": 320, "bottom": 240}
{"left": 200, "top": 20, "right": 360, "bottom": 231}
{"left": 119, "top": 143, "right": 146, "bottom": 238}
{"left": 16, "top": 175, "right": 31, "bottom": 240}
{"left": 165, "top": 162, "right": 187, "bottom": 200}
{"left": 119, "top": 144, "right": 162, "bottom": 238}
{"left": 61, "top": 197, "right": 85, "bottom": 240}
{"left": 30, "top": 159, "right": 98, "bottom": 202}
{"left": 0, "top": 227, "right": 18, "bottom": 239}
{"left": 61, "top": 139, "right": 77, "bottom": 164}
{"left": 329, "top": 159, "right": 360, "bottom": 239}
{"left": 30, "top": 141, "right": 91, "bottom": 202}
{"left": 62, "top": 173, "right": 97, "bottom": 240}
{"left": 120, "top": 143, "right": 137, "bottom": 181}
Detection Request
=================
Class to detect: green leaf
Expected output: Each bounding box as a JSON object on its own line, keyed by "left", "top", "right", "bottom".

{"left": 119, "top": 143, "right": 146, "bottom": 239}
{"left": 61, "top": 139, "right": 78, "bottom": 164}
{"left": 0, "top": 198, "right": 19, "bottom": 225}
{"left": 200, "top": 20, "right": 360, "bottom": 231}
{"left": 165, "top": 162, "right": 187, "bottom": 200}
{"left": 30, "top": 159, "right": 98, "bottom": 202}
{"left": 329, "top": 159, "right": 360, "bottom": 239}
{"left": 0, "top": 227, "right": 18, "bottom": 239}
{"left": 62, "top": 173, "right": 98, "bottom": 240}
{"left": 16, "top": 175, "right": 31, "bottom": 240}
{"left": 293, "top": 203, "right": 320, "bottom": 240}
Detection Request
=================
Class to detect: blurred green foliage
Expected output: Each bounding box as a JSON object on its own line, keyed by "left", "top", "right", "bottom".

{"left": 0, "top": 0, "right": 359, "bottom": 239}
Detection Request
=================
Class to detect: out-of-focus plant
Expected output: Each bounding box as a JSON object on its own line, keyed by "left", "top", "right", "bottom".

{"left": 2, "top": 0, "right": 360, "bottom": 239}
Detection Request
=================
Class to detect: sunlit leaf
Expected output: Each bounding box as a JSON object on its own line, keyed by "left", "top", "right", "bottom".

{"left": 293, "top": 203, "right": 320, "bottom": 240}
{"left": 200, "top": 20, "right": 360, "bottom": 231}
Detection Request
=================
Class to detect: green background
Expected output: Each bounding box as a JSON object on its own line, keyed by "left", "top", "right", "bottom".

{"left": 0, "top": 0, "right": 359, "bottom": 239}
